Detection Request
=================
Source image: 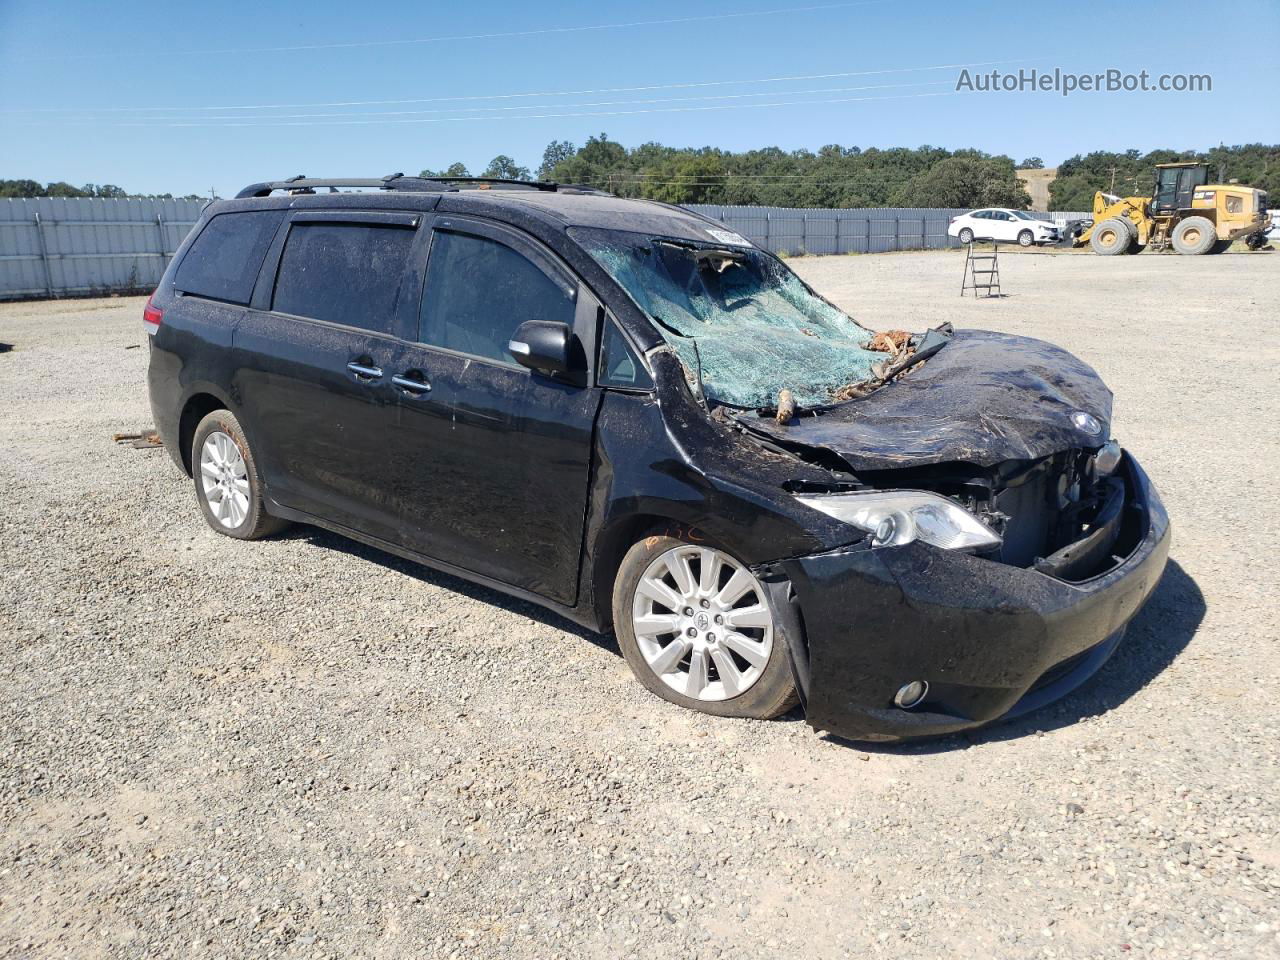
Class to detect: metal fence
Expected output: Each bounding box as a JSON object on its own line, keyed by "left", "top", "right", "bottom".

{"left": 687, "top": 205, "right": 1091, "bottom": 256}
{"left": 0, "top": 197, "right": 208, "bottom": 300}
{"left": 0, "top": 197, "right": 1092, "bottom": 300}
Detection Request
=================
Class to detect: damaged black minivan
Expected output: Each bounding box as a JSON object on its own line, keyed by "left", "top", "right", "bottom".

{"left": 147, "top": 175, "right": 1170, "bottom": 742}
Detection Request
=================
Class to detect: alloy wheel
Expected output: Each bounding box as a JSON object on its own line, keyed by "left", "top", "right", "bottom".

{"left": 199, "top": 430, "right": 250, "bottom": 529}
{"left": 630, "top": 545, "right": 775, "bottom": 702}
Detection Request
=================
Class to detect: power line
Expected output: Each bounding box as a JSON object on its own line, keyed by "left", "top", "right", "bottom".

{"left": 1, "top": 59, "right": 1031, "bottom": 115}
{"left": 106, "top": 90, "right": 963, "bottom": 128}
{"left": 14, "top": 1, "right": 891, "bottom": 62}
{"left": 44, "top": 81, "right": 953, "bottom": 125}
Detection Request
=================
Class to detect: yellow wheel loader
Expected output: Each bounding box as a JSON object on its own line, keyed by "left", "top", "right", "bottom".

{"left": 1075, "top": 162, "right": 1269, "bottom": 255}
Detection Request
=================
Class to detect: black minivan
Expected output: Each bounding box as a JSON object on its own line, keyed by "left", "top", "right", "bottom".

{"left": 147, "top": 175, "right": 1170, "bottom": 742}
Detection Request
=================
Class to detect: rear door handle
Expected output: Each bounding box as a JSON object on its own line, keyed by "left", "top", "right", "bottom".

{"left": 347, "top": 361, "right": 383, "bottom": 381}
{"left": 391, "top": 372, "right": 432, "bottom": 394}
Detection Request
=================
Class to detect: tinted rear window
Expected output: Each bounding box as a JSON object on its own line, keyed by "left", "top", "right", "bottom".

{"left": 272, "top": 222, "right": 416, "bottom": 333}
{"left": 174, "top": 211, "right": 281, "bottom": 304}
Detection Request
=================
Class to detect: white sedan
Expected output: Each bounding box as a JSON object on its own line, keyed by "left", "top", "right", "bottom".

{"left": 947, "top": 208, "right": 1061, "bottom": 247}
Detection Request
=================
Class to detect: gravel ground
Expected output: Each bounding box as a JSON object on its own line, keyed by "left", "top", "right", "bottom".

{"left": 1, "top": 249, "right": 1277, "bottom": 959}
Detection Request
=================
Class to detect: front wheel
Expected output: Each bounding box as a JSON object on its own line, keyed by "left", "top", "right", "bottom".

{"left": 1017, "top": 229, "right": 1034, "bottom": 247}
{"left": 1171, "top": 216, "right": 1216, "bottom": 255}
{"left": 1090, "top": 219, "right": 1131, "bottom": 256}
{"left": 192, "top": 410, "right": 288, "bottom": 540}
{"left": 612, "top": 536, "right": 797, "bottom": 720}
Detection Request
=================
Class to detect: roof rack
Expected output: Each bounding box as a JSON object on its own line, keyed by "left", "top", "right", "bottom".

{"left": 235, "top": 172, "right": 611, "bottom": 200}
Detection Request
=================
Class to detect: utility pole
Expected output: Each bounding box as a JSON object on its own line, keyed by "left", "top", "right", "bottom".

{"left": 1108, "top": 165, "right": 1118, "bottom": 193}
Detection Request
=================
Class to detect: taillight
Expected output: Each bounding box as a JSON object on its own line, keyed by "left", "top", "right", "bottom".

{"left": 143, "top": 294, "right": 163, "bottom": 335}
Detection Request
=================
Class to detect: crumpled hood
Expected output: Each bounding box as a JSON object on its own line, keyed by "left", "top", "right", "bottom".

{"left": 730, "top": 329, "right": 1113, "bottom": 471}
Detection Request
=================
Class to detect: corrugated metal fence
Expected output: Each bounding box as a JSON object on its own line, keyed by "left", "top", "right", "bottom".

{"left": 687, "top": 205, "right": 1090, "bottom": 256}
{"left": 0, "top": 197, "right": 1090, "bottom": 300}
{"left": 0, "top": 197, "right": 208, "bottom": 300}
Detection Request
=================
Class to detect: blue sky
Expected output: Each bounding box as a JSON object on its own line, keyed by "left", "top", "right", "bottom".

{"left": 1, "top": 0, "right": 1276, "bottom": 198}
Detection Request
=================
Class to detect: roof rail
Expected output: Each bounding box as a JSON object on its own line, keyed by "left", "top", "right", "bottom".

{"left": 235, "top": 173, "right": 613, "bottom": 200}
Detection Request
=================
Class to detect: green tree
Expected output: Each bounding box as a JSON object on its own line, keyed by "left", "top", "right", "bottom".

{"left": 419, "top": 162, "right": 471, "bottom": 178}
{"left": 893, "top": 155, "right": 1030, "bottom": 208}
{"left": 481, "top": 155, "right": 531, "bottom": 180}
{"left": 1020, "top": 156, "right": 1044, "bottom": 169}
{"left": 547, "top": 133, "right": 631, "bottom": 189}
{"left": 639, "top": 152, "right": 728, "bottom": 205}
{"left": 537, "top": 140, "right": 576, "bottom": 180}
{"left": 0, "top": 179, "right": 45, "bottom": 198}
{"left": 44, "top": 182, "right": 89, "bottom": 197}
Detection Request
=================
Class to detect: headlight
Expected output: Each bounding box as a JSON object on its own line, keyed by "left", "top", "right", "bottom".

{"left": 797, "top": 491, "right": 1002, "bottom": 551}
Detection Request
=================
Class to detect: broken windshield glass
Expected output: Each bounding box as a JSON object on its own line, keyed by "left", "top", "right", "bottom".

{"left": 572, "top": 228, "right": 889, "bottom": 409}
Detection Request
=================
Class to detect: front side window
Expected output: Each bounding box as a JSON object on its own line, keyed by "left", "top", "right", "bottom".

{"left": 599, "top": 319, "right": 652, "bottom": 390}
{"left": 272, "top": 221, "right": 415, "bottom": 333}
{"left": 175, "top": 211, "right": 281, "bottom": 304}
{"left": 419, "top": 230, "right": 575, "bottom": 365}
{"left": 574, "top": 227, "right": 883, "bottom": 409}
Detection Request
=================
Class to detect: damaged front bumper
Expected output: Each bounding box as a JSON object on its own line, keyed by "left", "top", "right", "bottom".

{"left": 757, "top": 453, "right": 1170, "bottom": 742}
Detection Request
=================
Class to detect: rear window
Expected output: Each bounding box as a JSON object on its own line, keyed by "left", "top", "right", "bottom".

{"left": 174, "top": 211, "right": 281, "bottom": 304}
{"left": 272, "top": 222, "right": 416, "bottom": 333}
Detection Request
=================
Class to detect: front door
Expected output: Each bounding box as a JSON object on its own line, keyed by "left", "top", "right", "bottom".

{"left": 232, "top": 211, "right": 424, "bottom": 543}
{"left": 386, "top": 217, "right": 601, "bottom": 604}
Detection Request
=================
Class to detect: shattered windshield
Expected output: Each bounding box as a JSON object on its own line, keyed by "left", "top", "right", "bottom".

{"left": 572, "top": 228, "right": 887, "bottom": 409}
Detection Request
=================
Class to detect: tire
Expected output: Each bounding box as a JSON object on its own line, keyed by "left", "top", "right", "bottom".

{"left": 612, "top": 535, "right": 797, "bottom": 720}
{"left": 1090, "top": 218, "right": 1132, "bottom": 256}
{"left": 1171, "top": 216, "right": 1216, "bottom": 255}
{"left": 191, "top": 410, "right": 288, "bottom": 540}
{"left": 1209, "top": 239, "right": 1232, "bottom": 254}
{"left": 1017, "top": 229, "right": 1034, "bottom": 247}
{"left": 1125, "top": 242, "right": 1147, "bottom": 255}
{"left": 958, "top": 227, "right": 974, "bottom": 244}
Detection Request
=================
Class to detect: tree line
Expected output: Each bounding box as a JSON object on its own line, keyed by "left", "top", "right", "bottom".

{"left": 426, "top": 137, "right": 1278, "bottom": 210}
{"left": 1049, "top": 144, "right": 1279, "bottom": 210}
{"left": 0, "top": 180, "right": 205, "bottom": 200}
{"left": 424, "top": 136, "right": 1034, "bottom": 208}
{"left": 7, "top": 140, "right": 1274, "bottom": 210}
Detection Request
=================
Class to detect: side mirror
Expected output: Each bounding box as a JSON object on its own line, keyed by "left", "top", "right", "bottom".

{"left": 508, "top": 320, "right": 585, "bottom": 376}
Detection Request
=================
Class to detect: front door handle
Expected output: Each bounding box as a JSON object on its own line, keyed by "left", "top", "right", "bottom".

{"left": 347, "top": 360, "right": 383, "bottom": 381}
{"left": 391, "top": 371, "right": 432, "bottom": 395}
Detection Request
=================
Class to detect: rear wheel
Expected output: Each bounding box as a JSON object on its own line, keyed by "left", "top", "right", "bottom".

{"left": 1171, "top": 216, "right": 1216, "bottom": 255}
{"left": 192, "top": 410, "right": 288, "bottom": 540}
{"left": 958, "top": 227, "right": 974, "bottom": 244}
{"left": 1090, "top": 218, "right": 1131, "bottom": 256}
{"left": 1209, "top": 239, "right": 1232, "bottom": 254}
{"left": 612, "top": 535, "right": 797, "bottom": 720}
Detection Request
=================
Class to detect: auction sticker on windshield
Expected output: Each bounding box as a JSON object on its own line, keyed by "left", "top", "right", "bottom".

{"left": 704, "top": 228, "right": 753, "bottom": 247}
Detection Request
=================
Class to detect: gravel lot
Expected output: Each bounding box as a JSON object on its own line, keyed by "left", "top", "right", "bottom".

{"left": 1, "top": 249, "right": 1277, "bottom": 959}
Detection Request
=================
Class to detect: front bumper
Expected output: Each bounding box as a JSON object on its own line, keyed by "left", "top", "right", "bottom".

{"left": 759, "top": 454, "right": 1170, "bottom": 742}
